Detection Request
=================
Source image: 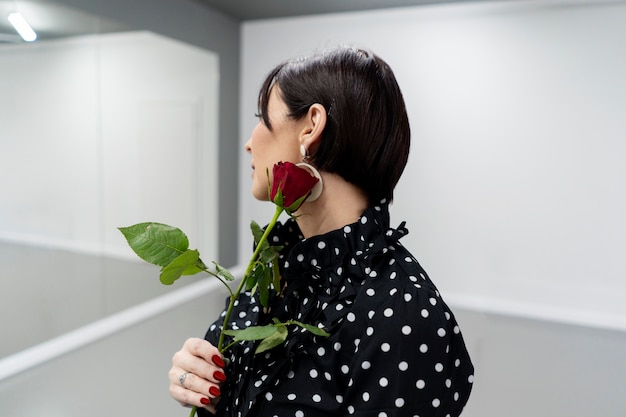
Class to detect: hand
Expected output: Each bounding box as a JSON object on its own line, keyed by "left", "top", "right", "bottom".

{"left": 169, "top": 338, "right": 227, "bottom": 414}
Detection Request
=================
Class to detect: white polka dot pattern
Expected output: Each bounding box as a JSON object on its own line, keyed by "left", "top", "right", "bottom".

{"left": 200, "top": 201, "right": 473, "bottom": 417}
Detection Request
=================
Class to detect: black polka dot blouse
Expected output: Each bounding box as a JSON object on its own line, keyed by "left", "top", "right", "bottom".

{"left": 200, "top": 200, "right": 474, "bottom": 417}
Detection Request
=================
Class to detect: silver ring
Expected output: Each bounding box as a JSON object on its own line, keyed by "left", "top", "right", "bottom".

{"left": 179, "top": 372, "right": 190, "bottom": 388}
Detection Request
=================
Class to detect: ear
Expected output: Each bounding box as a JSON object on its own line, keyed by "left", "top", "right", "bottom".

{"left": 299, "top": 103, "right": 327, "bottom": 152}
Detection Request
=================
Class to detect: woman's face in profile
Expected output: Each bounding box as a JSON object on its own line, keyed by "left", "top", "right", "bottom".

{"left": 245, "top": 86, "right": 303, "bottom": 202}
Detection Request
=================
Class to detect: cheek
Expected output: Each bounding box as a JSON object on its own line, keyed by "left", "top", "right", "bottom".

{"left": 249, "top": 123, "right": 301, "bottom": 171}
{"left": 251, "top": 122, "right": 271, "bottom": 144}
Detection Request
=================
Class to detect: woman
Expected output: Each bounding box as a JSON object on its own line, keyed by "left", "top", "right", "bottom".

{"left": 169, "top": 46, "right": 474, "bottom": 417}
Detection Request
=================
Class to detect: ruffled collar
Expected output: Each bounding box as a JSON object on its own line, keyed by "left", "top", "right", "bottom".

{"left": 276, "top": 199, "right": 407, "bottom": 284}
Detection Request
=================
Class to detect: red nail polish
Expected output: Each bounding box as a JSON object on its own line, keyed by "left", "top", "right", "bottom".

{"left": 212, "top": 354, "right": 225, "bottom": 368}
{"left": 213, "top": 370, "right": 227, "bottom": 382}
{"left": 200, "top": 397, "right": 210, "bottom": 405}
{"left": 209, "top": 386, "right": 221, "bottom": 397}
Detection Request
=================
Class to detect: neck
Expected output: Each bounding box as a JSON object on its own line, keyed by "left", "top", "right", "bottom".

{"left": 293, "top": 172, "right": 368, "bottom": 239}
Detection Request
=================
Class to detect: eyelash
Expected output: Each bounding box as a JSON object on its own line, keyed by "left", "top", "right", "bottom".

{"left": 254, "top": 113, "right": 261, "bottom": 119}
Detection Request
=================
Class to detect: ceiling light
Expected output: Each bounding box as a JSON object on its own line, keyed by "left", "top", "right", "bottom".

{"left": 8, "top": 12, "right": 37, "bottom": 42}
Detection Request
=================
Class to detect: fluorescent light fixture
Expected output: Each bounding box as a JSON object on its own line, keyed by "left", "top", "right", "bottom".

{"left": 8, "top": 12, "right": 37, "bottom": 42}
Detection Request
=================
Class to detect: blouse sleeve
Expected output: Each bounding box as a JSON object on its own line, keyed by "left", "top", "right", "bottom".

{"left": 339, "top": 270, "right": 474, "bottom": 417}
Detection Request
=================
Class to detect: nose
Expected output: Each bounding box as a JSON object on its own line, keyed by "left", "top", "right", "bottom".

{"left": 244, "top": 138, "right": 251, "bottom": 153}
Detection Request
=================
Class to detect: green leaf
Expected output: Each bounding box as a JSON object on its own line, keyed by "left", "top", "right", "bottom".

{"left": 119, "top": 223, "right": 189, "bottom": 267}
{"left": 245, "top": 262, "right": 264, "bottom": 292}
{"left": 213, "top": 262, "right": 235, "bottom": 281}
{"left": 258, "top": 266, "right": 271, "bottom": 308}
{"left": 160, "top": 249, "right": 201, "bottom": 285}
{"left": 223, "top": 324, "right": 277, "bottom": 341}
{"left": 250, "top": 220, "right": 269, "bottom": 249}
{"left": 259, "top": 245, "right": 279, "bottom": 264}
{"left": 255, "top": 325, "right": 288, "bottom": 354}
{"left": 285, "top": 320, "right": 330, "bottom": 337}
{"left": 272, "top": 261, "right": 281, "bottom": 294}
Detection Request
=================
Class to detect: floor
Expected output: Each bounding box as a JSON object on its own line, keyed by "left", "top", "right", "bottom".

{"left": 0, "top": 291, "right": 224, "bottom": 416}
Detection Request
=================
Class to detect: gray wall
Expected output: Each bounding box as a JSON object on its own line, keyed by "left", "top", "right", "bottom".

{"left": 239, "top": 0, "right": 626, "bottom": 326}
{"left": 239, "top": 1, "right": 626, "bottom": 415}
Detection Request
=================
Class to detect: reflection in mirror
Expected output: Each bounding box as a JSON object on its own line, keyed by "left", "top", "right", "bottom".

{"left": 0, "top": 3, "right": 219, "bottom": 360}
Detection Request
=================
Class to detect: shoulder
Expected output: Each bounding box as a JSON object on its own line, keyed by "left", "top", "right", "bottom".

{"left": 347, "top": 248, "right": 454, "bottom": 340}
{"left": 328, "top": 248, "right": 475, "bottom": 416}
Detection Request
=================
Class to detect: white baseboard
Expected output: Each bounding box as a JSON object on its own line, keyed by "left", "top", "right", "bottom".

{"left": 0, "top": 233, "right": 140, "bottom": 261}
{"left": 444, "top": 292, "right": 626, "bottom": 333}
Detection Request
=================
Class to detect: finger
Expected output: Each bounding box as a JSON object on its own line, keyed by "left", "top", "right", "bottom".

{"left": 171, "top": 355, "right": 223, "bottom": 384}
{"left": 170, "top": 365, "right": 226, "bottom": 392}
{"left": 170, "top": 382, "right": 221, "bottom": 417}
{"left": 178, "top": 400, "right": 217, "bottom": 415}
{"left": 174, "top": 340, "right": 225, "bottom": 380}
{"left": 170, "top": 383, "right": 216, "bottom": 411}
{"left": 169, "top": 369, "right": 223, "bottom": 402}
{"left": 178, "top": 399, "right": 217, "bottom": 416}
{"left": 184, "top": 338, "right": 226, "bottom": 368}
{"left": 168, "top": 366, "right": 191, "bottom": 387}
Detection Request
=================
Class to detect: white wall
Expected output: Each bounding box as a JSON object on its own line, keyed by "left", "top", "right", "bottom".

{"left": 239, "top": 1, "right": 626, "bottom": 329}
{"left": 0, "top": 31, "right": 219, "bottom": 259}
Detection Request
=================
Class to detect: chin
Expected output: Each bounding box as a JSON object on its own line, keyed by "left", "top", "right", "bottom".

{"left": 252, "top": 186, "right": 270, "bottom": 202}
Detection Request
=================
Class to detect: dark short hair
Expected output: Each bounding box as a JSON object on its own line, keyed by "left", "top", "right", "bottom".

{"left": 258, "top": 46, "right": 410, "bottom": 204}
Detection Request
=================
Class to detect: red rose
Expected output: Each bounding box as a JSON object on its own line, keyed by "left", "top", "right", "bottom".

{"left": 270, "top": 161, "right": 319, "bottom": 212}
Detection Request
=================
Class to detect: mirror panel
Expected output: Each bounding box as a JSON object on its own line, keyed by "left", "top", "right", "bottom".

{"left": 0, "top": 5, "right": 219, "bottom": 359}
